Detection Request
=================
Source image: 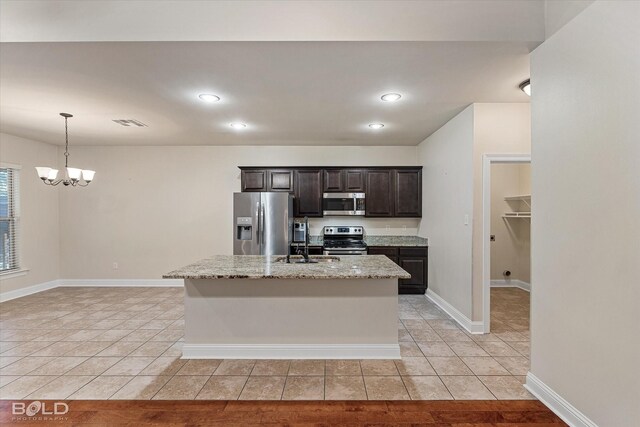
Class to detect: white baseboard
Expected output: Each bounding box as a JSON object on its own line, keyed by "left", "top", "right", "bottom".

{"left": 525, "top": 372, "right": 597, "bottom": 427}
{"left": 0, "top": 278, "right": 183, "bottom": 302}
{"left": 60, "top": 279, "right": 183, "bottom": 287}
{"left": 182, "top": 343, "right": 401, "bottom": 359}
{"left": 491, "top": 279, "right": 531, "bottom": 292}
{"left": 426, "top": 289, "right": 484, "bottom": 334}
{"left": 0, "top": 279, "right": 61, "bottom": 303}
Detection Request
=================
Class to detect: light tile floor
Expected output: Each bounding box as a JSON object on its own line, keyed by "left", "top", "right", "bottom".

{"left": 0, "top": 287, "right": 532, "bottom": 400}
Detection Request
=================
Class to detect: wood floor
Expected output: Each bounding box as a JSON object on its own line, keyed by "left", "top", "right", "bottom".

{"left": 1, "top": 400, "right": 566, "bottom": 426}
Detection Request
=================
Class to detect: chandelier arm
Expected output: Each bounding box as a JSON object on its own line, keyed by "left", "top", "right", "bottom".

{"left": 43, "top": 179, "right": 64, "bottom": 186}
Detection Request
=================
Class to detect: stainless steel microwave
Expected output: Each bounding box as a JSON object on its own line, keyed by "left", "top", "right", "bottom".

{"left": 322, "top": 193, "right": 366, "bottom": 216}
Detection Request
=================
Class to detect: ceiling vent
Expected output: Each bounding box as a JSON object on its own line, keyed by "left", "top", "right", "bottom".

{"left": 112, "top": 119, "right": 147, "bottom": 127}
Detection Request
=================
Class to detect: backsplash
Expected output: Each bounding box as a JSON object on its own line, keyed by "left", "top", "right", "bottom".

{"left": 307, "top": 217, "right": 420, "bottom": 237}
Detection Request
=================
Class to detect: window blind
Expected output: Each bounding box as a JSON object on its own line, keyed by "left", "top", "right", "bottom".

{"left": 0, "top": 167, "right": 20, "bottom": 272}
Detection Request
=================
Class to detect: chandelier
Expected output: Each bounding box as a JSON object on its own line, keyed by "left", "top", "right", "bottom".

{"left": 35, "top": 113, "right": 95, "bottom": 186}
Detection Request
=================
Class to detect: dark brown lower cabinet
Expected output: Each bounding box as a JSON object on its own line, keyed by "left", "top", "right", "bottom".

{"left": 290, "top": 245, "right": 323, "bottom": 256}
{"left": 368, "top": 246, "right": 428, "bottom": 294}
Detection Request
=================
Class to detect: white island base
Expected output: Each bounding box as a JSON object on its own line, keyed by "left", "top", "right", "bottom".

{"left": 183, "top": 278, "right": 400, "bottom": 359}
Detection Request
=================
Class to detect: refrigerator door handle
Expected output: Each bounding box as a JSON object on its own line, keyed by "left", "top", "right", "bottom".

{"left": 260, "top": 204, "right": 266, "bottom": 250}
{"left": 256, "top": 201, "right": 261, "bottom": 245}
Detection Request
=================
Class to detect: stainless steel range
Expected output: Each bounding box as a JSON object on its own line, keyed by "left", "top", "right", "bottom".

{"left": 322, "top": 226, "right": 367, "bottom": 255}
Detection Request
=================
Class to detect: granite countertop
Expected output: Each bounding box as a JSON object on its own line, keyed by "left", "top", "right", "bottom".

{"left": 364, "top": 235, "right": 429, "bottom": 247}
{"left": 302, "top": 235, "right": 428, "bottom": 247}
{"left": 163, "top": 255, "right": 411, "bottom": 280}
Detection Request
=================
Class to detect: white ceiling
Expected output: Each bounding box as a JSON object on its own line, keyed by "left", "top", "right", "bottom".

{"left": 0, "top": 1, "right": 545, "bottom": 43}
{"left": 0, "top": 1, "right": 553, "bottom": 146}
{"left": 0, "top": 41, "right": 534, "bottom": 146}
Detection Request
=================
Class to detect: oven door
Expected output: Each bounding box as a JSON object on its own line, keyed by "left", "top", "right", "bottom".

{"left": 323, "top": 193, "right": 365, "bottom": 216}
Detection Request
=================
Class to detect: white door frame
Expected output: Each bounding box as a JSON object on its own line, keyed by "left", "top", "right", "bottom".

{"left": 482, "top": 153, "right": 531, "bottom": 333}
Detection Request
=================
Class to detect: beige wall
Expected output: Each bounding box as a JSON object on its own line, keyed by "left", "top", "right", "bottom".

{"left": 471, "top": 103, "right": 531, "bottom": 320}
{"left": 0, "top": 133, "right": 60, "bottom": 294}
{"left": 416, "top": 104, "right": 530, "bottom": 321}
{"left": 530, "top": 1, "right": 639, "bottom": 425}
{"left": 417, "top": 105, "right": 474, "bottom": 318}
{"left": 490, "top": 163, "right": 530, "bottom": 283}
{"left": 58, "top": 145, "right": 419, "bottom": 279}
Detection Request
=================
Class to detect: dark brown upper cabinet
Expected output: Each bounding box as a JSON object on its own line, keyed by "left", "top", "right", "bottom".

{"left": 323, "top": 169, "right": 344, "bottom": 192}
{"left": 294, "top": 169, "right": 323, "bottom": 217}
{"left": 239, "top": 166, "right": 421, "bottom": 218}
{"left": 365, "top": 169, "right": 394, "bottom": 217}
{"left": 323, "top": 169, "right": 365, "bottom": 192}
{"left": 241, "top": 169, "right": 267, "bottom": 192}
{"left": 394, "top": 169, "right": 422, "bottom": 217}
{"left": 267, "top": 170, "right": 294, "bottom": 192}
{"left": 344, "top": 169, "right": 366, "bottom": 191}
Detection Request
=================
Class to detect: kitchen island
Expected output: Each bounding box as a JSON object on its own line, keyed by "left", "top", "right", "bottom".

{"left": 163, "top": 255, "right": 410, "bottom": 359}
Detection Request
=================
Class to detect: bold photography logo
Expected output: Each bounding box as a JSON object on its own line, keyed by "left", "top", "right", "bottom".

{"left": 12, "top": 401, "right": 69, "bottom": 420}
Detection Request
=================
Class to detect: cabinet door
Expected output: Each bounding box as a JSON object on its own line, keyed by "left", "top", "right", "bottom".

{"left": 241, "top": 170, "right": 267, "bottom": 192}
{"left": 365, "top": 170, "right": 394, "bottom": 217}
{"left": 323, "top": 169, "right": 344, "bottom": 192}
{"left": 268, "top": 170, "right": 294, "bottom": 192}
{"left": 294, "top": 169, "right": 323, "bottom": 217}
{"left": 345, "top": 169, "right": 365, "bottom": 191}
{"left": 368, "top": 246, "right": 399, "bottom": 264}
{"left": 394, "top": 169, "right": 422, "bottom": 217}
{"left": 398, "top": 247, "right": 428, "bottom": 294}
{"left": 308, "top": 246, "right": 324, "bottom": 255}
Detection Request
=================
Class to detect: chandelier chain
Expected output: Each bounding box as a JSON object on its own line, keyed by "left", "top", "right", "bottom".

{"left": 64, "top": 115, "right": 69, "bottom": 168}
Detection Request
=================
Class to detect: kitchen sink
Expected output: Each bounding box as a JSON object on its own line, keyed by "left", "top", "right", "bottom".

{"left": 274, "top": 255, "right": 340, "bottom": 263}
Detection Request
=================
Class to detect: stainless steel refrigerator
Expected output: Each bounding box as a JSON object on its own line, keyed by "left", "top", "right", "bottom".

{"left": 233, "top": 192, "right": 294, "bottom": 256}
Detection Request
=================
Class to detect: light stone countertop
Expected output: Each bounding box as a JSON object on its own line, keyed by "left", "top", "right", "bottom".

{"left": 304, "top": 235, "right": 428, "bottom": 247}
{"left": 163, "top": 255, "right": 411, "bottom": 280}
{"left": 364, "top": 235, "right": 429, "bottom": 247}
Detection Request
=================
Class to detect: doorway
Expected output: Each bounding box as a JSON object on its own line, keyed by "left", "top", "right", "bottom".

{"left": 482, "top": 154, "right": 531, "bottom": 337}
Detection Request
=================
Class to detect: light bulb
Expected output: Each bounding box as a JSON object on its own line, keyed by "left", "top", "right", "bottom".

{"left": 198, "top": 94, "right": 220, "bottom": 103}
{"left": 368, "top": 123, "right": 384, "bottom": 129}
{"left": 67, "top": 167, "right": 82, "bottom": 181}
{"left": 35, "top": 167, "right": 51, "bottom": 179}
{"left": 381, "top": 93, "right": 402, "bottom": 102}
{"left": 230, "top": 122, "right": 247, "bottom": 129}
{"left": 82, "top": 170, "right": 95, "bottom": 182}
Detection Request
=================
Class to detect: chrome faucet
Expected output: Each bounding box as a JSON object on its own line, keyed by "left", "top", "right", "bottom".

{"left": 286, "top": 217, "right": 317, "bottom": 264}
{"left": 298, "top": 216, "right": 310, "bottom": 262}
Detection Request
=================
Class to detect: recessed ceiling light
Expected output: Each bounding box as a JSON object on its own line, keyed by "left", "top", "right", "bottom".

{"left": 198, "top": 93, "right": 220, "bottom": 102}
{"left": 381, "top": 93, "right": 402, "bottom": 102}
{"left": 230, "top": 122, "right": 247, "bottom": 129}
{"left": 519, "top": 79, "right": 531, "bottom": 96}
{"left": 368, "top": 123, "right": 384, "bottom": 129}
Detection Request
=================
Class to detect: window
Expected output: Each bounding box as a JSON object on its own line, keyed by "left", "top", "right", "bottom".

{"left": 0, "top": 165, "right": 20, "bottom": 273}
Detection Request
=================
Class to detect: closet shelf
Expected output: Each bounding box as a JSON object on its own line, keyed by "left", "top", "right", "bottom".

{"left": 504, "top": 194, "right": 531, "bottom": 217}
{"left": 504, "top": 194, "right": 531, "bottom": 202}
{"left": 502, "top": 212, "right": 531, "bottom": 219}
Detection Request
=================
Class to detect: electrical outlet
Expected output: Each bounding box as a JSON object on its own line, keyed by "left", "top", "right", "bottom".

{"left": 112, "top": 262, "right": 119, "bottom": 270}
{"left": 490, "top": 235, "right": 496, "bottom": 242}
